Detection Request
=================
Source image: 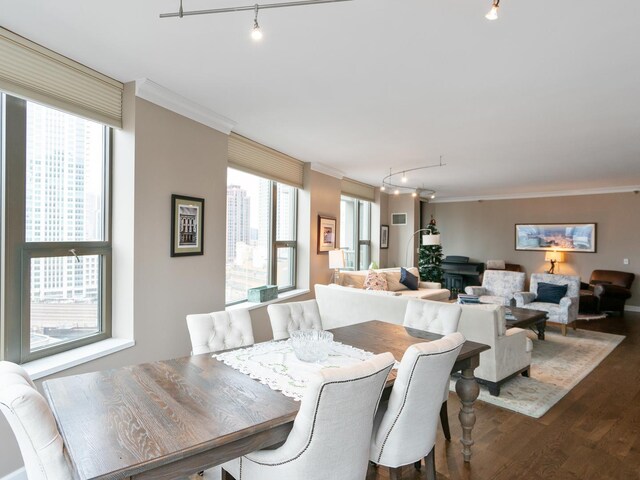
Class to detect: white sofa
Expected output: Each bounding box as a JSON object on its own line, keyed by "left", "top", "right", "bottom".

{"left": 335, "top": 267, "right": 450, "bottom": 301}
{"left": 315, "top": 284, "right": 532, "bottom": 396}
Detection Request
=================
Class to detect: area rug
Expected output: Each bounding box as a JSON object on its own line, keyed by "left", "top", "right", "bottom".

{"left": 450, "top": 329, "right": 625, "bottom": 418}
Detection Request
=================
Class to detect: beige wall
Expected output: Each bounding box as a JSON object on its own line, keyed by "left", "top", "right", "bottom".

{"left": 424, "top": 192, "right": 640, "bottom": 307}
{"left": 387, "top": 194, "right": 420, "bottom": 268}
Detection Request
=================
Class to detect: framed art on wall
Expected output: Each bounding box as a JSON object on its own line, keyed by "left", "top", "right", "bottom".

{"left": 171, "top": 194, "right": 205, "bottom": 257}
{"left": 380, "top": 224, "right": 389, "bottom": 249}
{"left": 515, "top": 223, "right": 596, "bottom": 252}
{"left": 317, "top": 215, "right": 336, "bottom": 253}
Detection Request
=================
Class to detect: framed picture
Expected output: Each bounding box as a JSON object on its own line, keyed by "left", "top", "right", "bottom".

{"left": 171, "top": 194, "right": 205, "bottom": 257}
{"left": 515, "top": 223, "right": 596, "bottom": 253}
{"left": 317, "top": 215, "right": 337, "bottom": 253}
{"left": 380, "top": 224, "right": 389, "bottom": 249}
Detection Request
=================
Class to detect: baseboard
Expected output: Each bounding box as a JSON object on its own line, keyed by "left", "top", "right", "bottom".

{"left": 625, "top": 305, "right": 640, "bottom": 313}
{"left": 1, "top": 468, "right": 26, "bottom": 480}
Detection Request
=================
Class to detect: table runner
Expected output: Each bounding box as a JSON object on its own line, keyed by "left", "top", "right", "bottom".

{"left": 213, "top": 340, "right": 375, "bottom": 401}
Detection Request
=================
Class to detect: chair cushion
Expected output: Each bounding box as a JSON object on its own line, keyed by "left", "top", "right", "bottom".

{"left": 364, "top": 270, "right": 388, "bottom": 291}
{"left": 536, "top": 282, "right": 568, "bottom": 304}
{"left": 400, "top": 267, "right": 419, "bottom": 290}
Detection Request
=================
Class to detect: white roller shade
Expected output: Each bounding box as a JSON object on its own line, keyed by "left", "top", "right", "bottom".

{"left": 341, "top": 177, "right": 375, "bottom": 201}
{"left": 0, "top": 28, "right": 123, "bottom": 128}
{"left": 228, "top": 133, "right": 304, "bottom": 188}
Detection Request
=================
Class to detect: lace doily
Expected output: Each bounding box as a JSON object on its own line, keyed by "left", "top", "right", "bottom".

{"left": 213, "top": 340, "right": 375, "bottom": 401}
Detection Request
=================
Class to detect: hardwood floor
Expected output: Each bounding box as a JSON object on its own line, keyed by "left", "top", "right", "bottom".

{"left": 366, "top": 312, "right": 640, "bottom": 480}
{"left": 199, "top": 312, "right": 640, "bottom": 480}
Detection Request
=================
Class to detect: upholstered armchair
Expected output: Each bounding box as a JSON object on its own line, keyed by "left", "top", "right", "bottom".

{"left": 465, "top": 270, "right": 526, "bottom": 306}
{"left": 514, "top": 273, "right": 580, "bottom": 335}
{"left": 580, "top": 270, "right": 635, "bottom": 314}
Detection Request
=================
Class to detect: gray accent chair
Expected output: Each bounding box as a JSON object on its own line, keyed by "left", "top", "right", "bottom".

{"left": 465, "top": 270, "right": 526, "bottom": 306}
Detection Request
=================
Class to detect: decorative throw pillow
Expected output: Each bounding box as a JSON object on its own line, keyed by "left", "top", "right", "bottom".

{"left": 363, "top": 270, "right": 388, "bottom": 291}
{"left": 400, "top": 267, "right": 419, "bottom": 290}
{"left": 536, "top": 282, "right": 568, "bottom": 304}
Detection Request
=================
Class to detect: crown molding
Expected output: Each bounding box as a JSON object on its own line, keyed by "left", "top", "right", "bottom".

{"left": 134, "top": 78, "right": 236, "bottom": 134}
{"left": 430, "top": 185, "right": 640, "bottom": 203}
{"left": 310, "top": 162, "right": 344, "bottom": 179}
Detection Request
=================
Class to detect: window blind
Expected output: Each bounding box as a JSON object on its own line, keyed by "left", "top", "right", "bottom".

{"left": 0, "top": 28, "right": 123, "bottom": 128}
{"left": 228, "top": 133, "right": 304, "bottom": 188}
{"left": 341, "top": 177, "right": 375, "bottom": 201}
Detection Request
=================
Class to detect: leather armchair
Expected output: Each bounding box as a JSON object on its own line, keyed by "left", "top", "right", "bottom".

{"left": 580, "top": 270, "right": 635, "bottom": 314}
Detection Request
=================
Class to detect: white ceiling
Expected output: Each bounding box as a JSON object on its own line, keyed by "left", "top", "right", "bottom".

{"left": 2, "top": 0, "right": 640, "bottom": 200}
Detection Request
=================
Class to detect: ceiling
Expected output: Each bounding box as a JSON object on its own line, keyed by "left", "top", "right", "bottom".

{"left": 2, "top": 0, "right": 640, "bottom": 200}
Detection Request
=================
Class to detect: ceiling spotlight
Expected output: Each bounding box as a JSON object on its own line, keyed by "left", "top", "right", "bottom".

{"left": 401, "top": 172, "right": 408, "bottom": 183}
{"left": 412, "top": 191, "right": 418, "bottom": 198}
{"left": 380, "top": 185, "right": 386, "bottom": 191}
{"left": 485, "top": 0, "right": 499, "bottom": 20}
{"left": 394, "top": 189, "right": 400, "bottom": 195}
{"left": 430, "top": 194, "right": 436, "bottom": 199}
{"left": 251, "top": 5, "right": 263, "bottom": 40}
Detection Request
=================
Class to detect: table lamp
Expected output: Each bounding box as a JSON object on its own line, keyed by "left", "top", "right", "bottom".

{"left": 328, "top": 249, "right": 345, "bottom": 284}
{"left": 545, "top": 251, "right": 565, "bottom": 274}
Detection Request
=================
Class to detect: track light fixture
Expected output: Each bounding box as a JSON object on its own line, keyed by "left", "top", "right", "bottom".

{"left": 251, "top": 4, "right": 263, "bottom": 40}
{"left": 380, "top": 157, "right": 446, "bottom": 200}
{"left": 485, "top": 0, "right": 499, "bottom": 20}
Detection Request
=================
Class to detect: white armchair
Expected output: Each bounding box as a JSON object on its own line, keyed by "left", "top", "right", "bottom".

{"left": 464, "top": 270, "right": 526, "bottom": 306}
{"left": 186, "top": 309, "right": 254, "bottom": 354}
{"left": 370, "top": 333, "right": 465, "bottom": 480}
{"left": 457, "top": 304, "right": 533, "bottom": 396}
{"left": 0, "top": 361, "right": 73, "bottom": 480}
{"left": 402, "top": 300, "right": 462, "bottom": 441}
{"left": 514, "top": 273, "right": 580, "bottom": 336}
{"left": 221, "top": 352, "right": 395, "bottom": 480}
{"left": 267, "top": 299, "right": 323, "bottom": 340}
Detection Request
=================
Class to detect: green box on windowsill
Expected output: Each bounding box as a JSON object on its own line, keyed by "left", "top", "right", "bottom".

{"left": 247, "top": 285, "right": 278, "bottom": 303}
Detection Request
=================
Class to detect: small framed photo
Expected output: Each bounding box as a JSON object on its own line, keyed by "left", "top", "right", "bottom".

{"left": 380, "top": 224, "right": 389, "bottom": 249}
{"left": 317, "top": 215, "right": 337, "bottom": 254}
{"left": 171, "top": 194, "right": 204, "bottom": 257}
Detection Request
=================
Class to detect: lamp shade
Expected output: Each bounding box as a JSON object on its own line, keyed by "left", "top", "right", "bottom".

{"left": 422, "top": 234, "right": 441, "bottom": 246}
{"left": 545, "top": 251, "right": 565, "bottom": 263}
{"left": 328, "top": 249, "right": 345, "bottom": 269}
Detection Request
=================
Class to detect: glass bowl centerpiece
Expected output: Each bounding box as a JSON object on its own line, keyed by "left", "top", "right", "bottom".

{"left": 289, "top": 329, "right": 334, "bottom": 362}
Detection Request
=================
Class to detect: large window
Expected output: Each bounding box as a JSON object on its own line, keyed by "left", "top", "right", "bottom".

{"left": 2, "top": 95, "right": 111, "bottom": 363}
{"left": 226, "top": 168, "right": 297, "bottom": 305}
{"left": 340, "top": 196, "right": 371, "bottom": 270}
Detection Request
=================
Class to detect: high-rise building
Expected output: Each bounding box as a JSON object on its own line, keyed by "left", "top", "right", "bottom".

{"left": 226, "top": 184, "right": 251, "bottom": 262}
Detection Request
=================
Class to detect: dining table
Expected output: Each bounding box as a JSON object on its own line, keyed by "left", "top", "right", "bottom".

{"left": 43, "top": 320, "right": 490, "bottom": 479}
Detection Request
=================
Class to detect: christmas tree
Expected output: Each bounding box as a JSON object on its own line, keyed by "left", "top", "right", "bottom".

{"left": 418, "top": 217, "right": 444, "bottom": 283}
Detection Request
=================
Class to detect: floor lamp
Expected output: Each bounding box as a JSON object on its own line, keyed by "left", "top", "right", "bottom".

{"left": 328, "top": 249, "right": 345, "bottom": 284}
{"left": 405, "top": 229, "right": 441, "bottom": 267}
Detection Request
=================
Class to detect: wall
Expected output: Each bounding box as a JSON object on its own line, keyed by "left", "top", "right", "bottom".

{"left": 387, "top": 194, "right": 420, "bottom": 268}
{"left": 424, "top": 192, "right": 640, "bottom": 307}
{"left": 0, "top": 88, "right": 229, "bottom": 477}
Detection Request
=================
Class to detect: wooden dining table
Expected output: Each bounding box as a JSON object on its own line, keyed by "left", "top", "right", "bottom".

{"left": 43, "top": 320, "right": 490, "bottom": 479}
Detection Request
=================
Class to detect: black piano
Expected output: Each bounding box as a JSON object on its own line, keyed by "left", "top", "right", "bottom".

{"left": 441, "top": 256, "right": 484, "bottom": 295}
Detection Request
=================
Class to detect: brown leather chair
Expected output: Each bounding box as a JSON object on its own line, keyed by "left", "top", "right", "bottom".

{"left": 580, "top": 270, "right": 635, "bottom": 314}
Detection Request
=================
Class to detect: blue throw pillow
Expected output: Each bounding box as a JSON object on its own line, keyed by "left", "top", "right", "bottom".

{"left": 400, "top": 267, "right": 419, "bottom": 291}
{"left": 536, "top": 282, "right": 568, "bottom": 304}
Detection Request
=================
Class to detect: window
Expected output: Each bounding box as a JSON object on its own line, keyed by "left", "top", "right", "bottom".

{"left": 340, "top": 196, "right": 371, "bottom": 270}
{"left": 226, "top": 168, "right": 297, "bottom": 305}
{"left": 2, "top": 95, "right": 111, "bottom": 363}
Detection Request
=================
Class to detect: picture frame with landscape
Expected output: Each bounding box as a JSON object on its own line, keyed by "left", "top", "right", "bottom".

{"left": 171, "top": 194, "right": 205, "bottom": 257}
{"left": 515, "top": 223, "right": 596, "bottom": 252}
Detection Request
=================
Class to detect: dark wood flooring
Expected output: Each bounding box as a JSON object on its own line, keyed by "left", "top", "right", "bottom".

{"left": 366, "top": 312, "right": 640, "bottom": 480}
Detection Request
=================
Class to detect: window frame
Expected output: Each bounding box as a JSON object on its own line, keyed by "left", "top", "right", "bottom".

{"left": 2, "top": 94, "right": 113, "bottom": 363}
{"left": 340, "top": 195, "right": 371, "bottom": 271}
{"left": 225, "top": 169, "right": 298, "bottom": 306}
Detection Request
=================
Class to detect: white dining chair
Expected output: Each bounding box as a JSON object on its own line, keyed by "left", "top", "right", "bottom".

{"left": 0, "top": 361, "right": 73, "bottom": 480}
{"left": 402, "top": 299, "right": 462, "bottom": 442}
{"left": 267, "top": 299, "right": 323, "bottom": 340}
{"left": 186, "top": 309, "right": 255, "bottom": 354}
{"left": 370, "top": 332, "right": 466, "bottom": 480}
{"left": 220, "top": 352, "right": 395, "bottom": 480}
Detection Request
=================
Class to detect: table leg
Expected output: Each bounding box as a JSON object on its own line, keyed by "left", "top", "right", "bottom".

{"left": 537, "top": 321, "right": 546, "bottom": 340}
{"left": 455, "top": 361, "right": 480, "bottom": 463}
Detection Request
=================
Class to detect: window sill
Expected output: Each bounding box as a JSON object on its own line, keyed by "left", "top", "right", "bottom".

{"left": 23, "top": 338, "right": 135, "bottom": 381}
{"left": 226, "top": 288, "right": 311, "bottom": 312}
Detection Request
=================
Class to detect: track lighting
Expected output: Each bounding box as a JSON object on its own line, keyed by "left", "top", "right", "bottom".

{"left": 412, "top": 191, "right": 418, "bottom": 198}
{"left": 251, "top": 5, "right": 263, "bottom": 40}
{"left": 401, "top": 172, "right": 408, "bottom": 183}
{"left": 394, "top": 189, "right": 400, "bottom": 195}
{"left": 485, "top": 0, "right": 499, "bottom": 20}
{"left": 380, "top": 185, "right": 386, "bottom": 191}
{"left": 380, "top": 157, "right": 445, "bottom": 199}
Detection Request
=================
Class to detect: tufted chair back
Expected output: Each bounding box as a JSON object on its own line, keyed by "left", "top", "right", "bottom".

{"left": 267, "top": 300, "right": 323, "bottom": 340}
{"left": 0, "top": 361, "right": 73, "bottom": 480}
{"left": 370, "top": 333, "right": 465, "bottom": 470}
{"left": 222, "top": 352, "right": 395, "bottom": 480}
{"left": 186, "top": 309, "right": 255, "bottom": 355}
{"left": 402, "top": 300, "right": 462, "bottom": 335}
